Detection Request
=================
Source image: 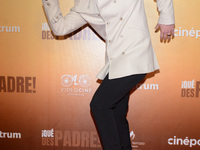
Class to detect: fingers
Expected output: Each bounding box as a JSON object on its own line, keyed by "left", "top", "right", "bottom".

{"left": 167, "top": 33, "right": 171, "bottom": 41}
{"left": 160, "top": 31, "right": 164, "bottom": 41}
{"left": 172, "top": 30, "right": 174, "bottom": 35}
{"left": 155, "top": 24, "right": 160, "bottom": 33}
{"left": 155, "top": 24, "right": 160, "bottom": 30}
{"left": 171, "top": 30, "right": 175, "bottom": 40}
{"left": 160, "top": 29, "right": 168, "bottom": 41}
{"left": 164, "top": 32, "right": 168, "bottom": 41}
{"left": 162, "top": 32, "right": 172, "bottom": 42}
{"left": 159, "top": 24, "right": 175, "bottom": 42}
{"left": 166, "top": 32, "right": 172, "bottom": 40}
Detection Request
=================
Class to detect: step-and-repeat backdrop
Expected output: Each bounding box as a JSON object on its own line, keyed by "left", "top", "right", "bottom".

{"left": 0, "top": 0, "right": 200, "bottom": 150}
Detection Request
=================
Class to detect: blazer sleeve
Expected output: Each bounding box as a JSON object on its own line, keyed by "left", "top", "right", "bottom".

{"left": 156, "top": 0, "right": 175, "bottom": 25}
{"left": 42, "top": 0, "right": 87, "bottom": 36}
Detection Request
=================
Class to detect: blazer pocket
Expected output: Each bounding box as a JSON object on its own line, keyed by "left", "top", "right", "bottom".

{"left": 117, "top": 27, "right": 151, "bottom": 56}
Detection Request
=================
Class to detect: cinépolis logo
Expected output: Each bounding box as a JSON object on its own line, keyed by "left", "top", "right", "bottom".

{"left": 0, "top": 76, "right": 36, "bottom": 93}
{"left": 41, "top": 128, "right": 101, "bottom": 148}
{"left": 174, "top": 27, "right": 200, "bottom": 39}
{"left": 168, "top": 136, "right": 200, "bottom": 148}
{"left": 0, "top": 131, "right": 21, "bottom": 139}
{"left": 181, "top": 80, "right": 200, "bottom": 98}
{"left": 41, "top": 23, "right": 100, "bottom": 40}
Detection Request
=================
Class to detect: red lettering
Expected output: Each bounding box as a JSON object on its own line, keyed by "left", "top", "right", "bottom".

{"left": 0, "top": 76, "right": 6, "bottom": 92}
{"left": 8, "top": 76, "right": 15, "bottom": 92}
{"left": 25, "top": 77, "right": 32, "bottom": 93}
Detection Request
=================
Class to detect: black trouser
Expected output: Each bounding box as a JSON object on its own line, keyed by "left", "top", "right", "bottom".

{"left": 90, "top": 73, "right": 147, "bottom": 150}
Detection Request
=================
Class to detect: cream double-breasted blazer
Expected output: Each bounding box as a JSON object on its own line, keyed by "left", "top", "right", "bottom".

{"left": 42, "top": 0, "right": 175, "bottom": 80}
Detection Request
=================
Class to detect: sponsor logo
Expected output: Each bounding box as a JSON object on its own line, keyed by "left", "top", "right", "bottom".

{"left": 136, "top": 83, "right": 159, "bottom": 90}
{"left": 168, "top": 136, "right": 200, "bottom": 148}
{"left": 181, "top": 80, "right": 200, "bottom": 97}
{"left": 174, "top": 27, "right": 200, "bottom": 39}
{"left": 42, "top": 23, "right": 100, "bottom": 40}
{"left": 59, "top": 74, "right": 92, "bottom": 96}
{"left": 130, "top": 131, "right": 145, "bottom": 150}
{"left": 41, "top": 128, "right": 101, "bottom": 148}
{"left": 0, "top": 26, "right": 20, "bottom": 33}
{"left": 0, "top": 131, "right": 21, "bottom": 139}
{"left": 0, "top": 76, "right": 36, "bottom": 93}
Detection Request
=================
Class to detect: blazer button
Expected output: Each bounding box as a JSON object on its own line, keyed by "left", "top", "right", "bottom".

{"left": 113, "top": 0, "right": 116, "bottom": 3}
{"left": 120, "top": 17, "right": 123, "bottom": 21}
{"left": 47, "top": 2, "right": 50, "bottom": 6}
{"left": 122, "top": 52, "right": 125, "bottom": 55}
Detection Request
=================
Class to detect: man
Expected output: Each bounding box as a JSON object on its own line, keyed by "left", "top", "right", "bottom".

{"left": 42, "top": 0, "right": 175, "bottom": 149}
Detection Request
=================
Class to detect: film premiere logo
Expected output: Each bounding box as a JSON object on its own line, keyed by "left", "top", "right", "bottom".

{"left": 181, "top": 80, "right": 200, "bottom": 98}
{"left": 41, "top": 129, "right": 142, "bottom": 149}
{"left": 41, "top": 128, "right": 101, "bottom": 148}
{"left": 59, "top": 74, "right": 91, "bottom": 96}
{"left": 130, "top": 131, "right": 145, "bottom": 150}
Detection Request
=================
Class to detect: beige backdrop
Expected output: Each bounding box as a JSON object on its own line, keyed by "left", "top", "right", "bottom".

{"left": 0, "top": 0, "right": 200, "bottom": 150}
